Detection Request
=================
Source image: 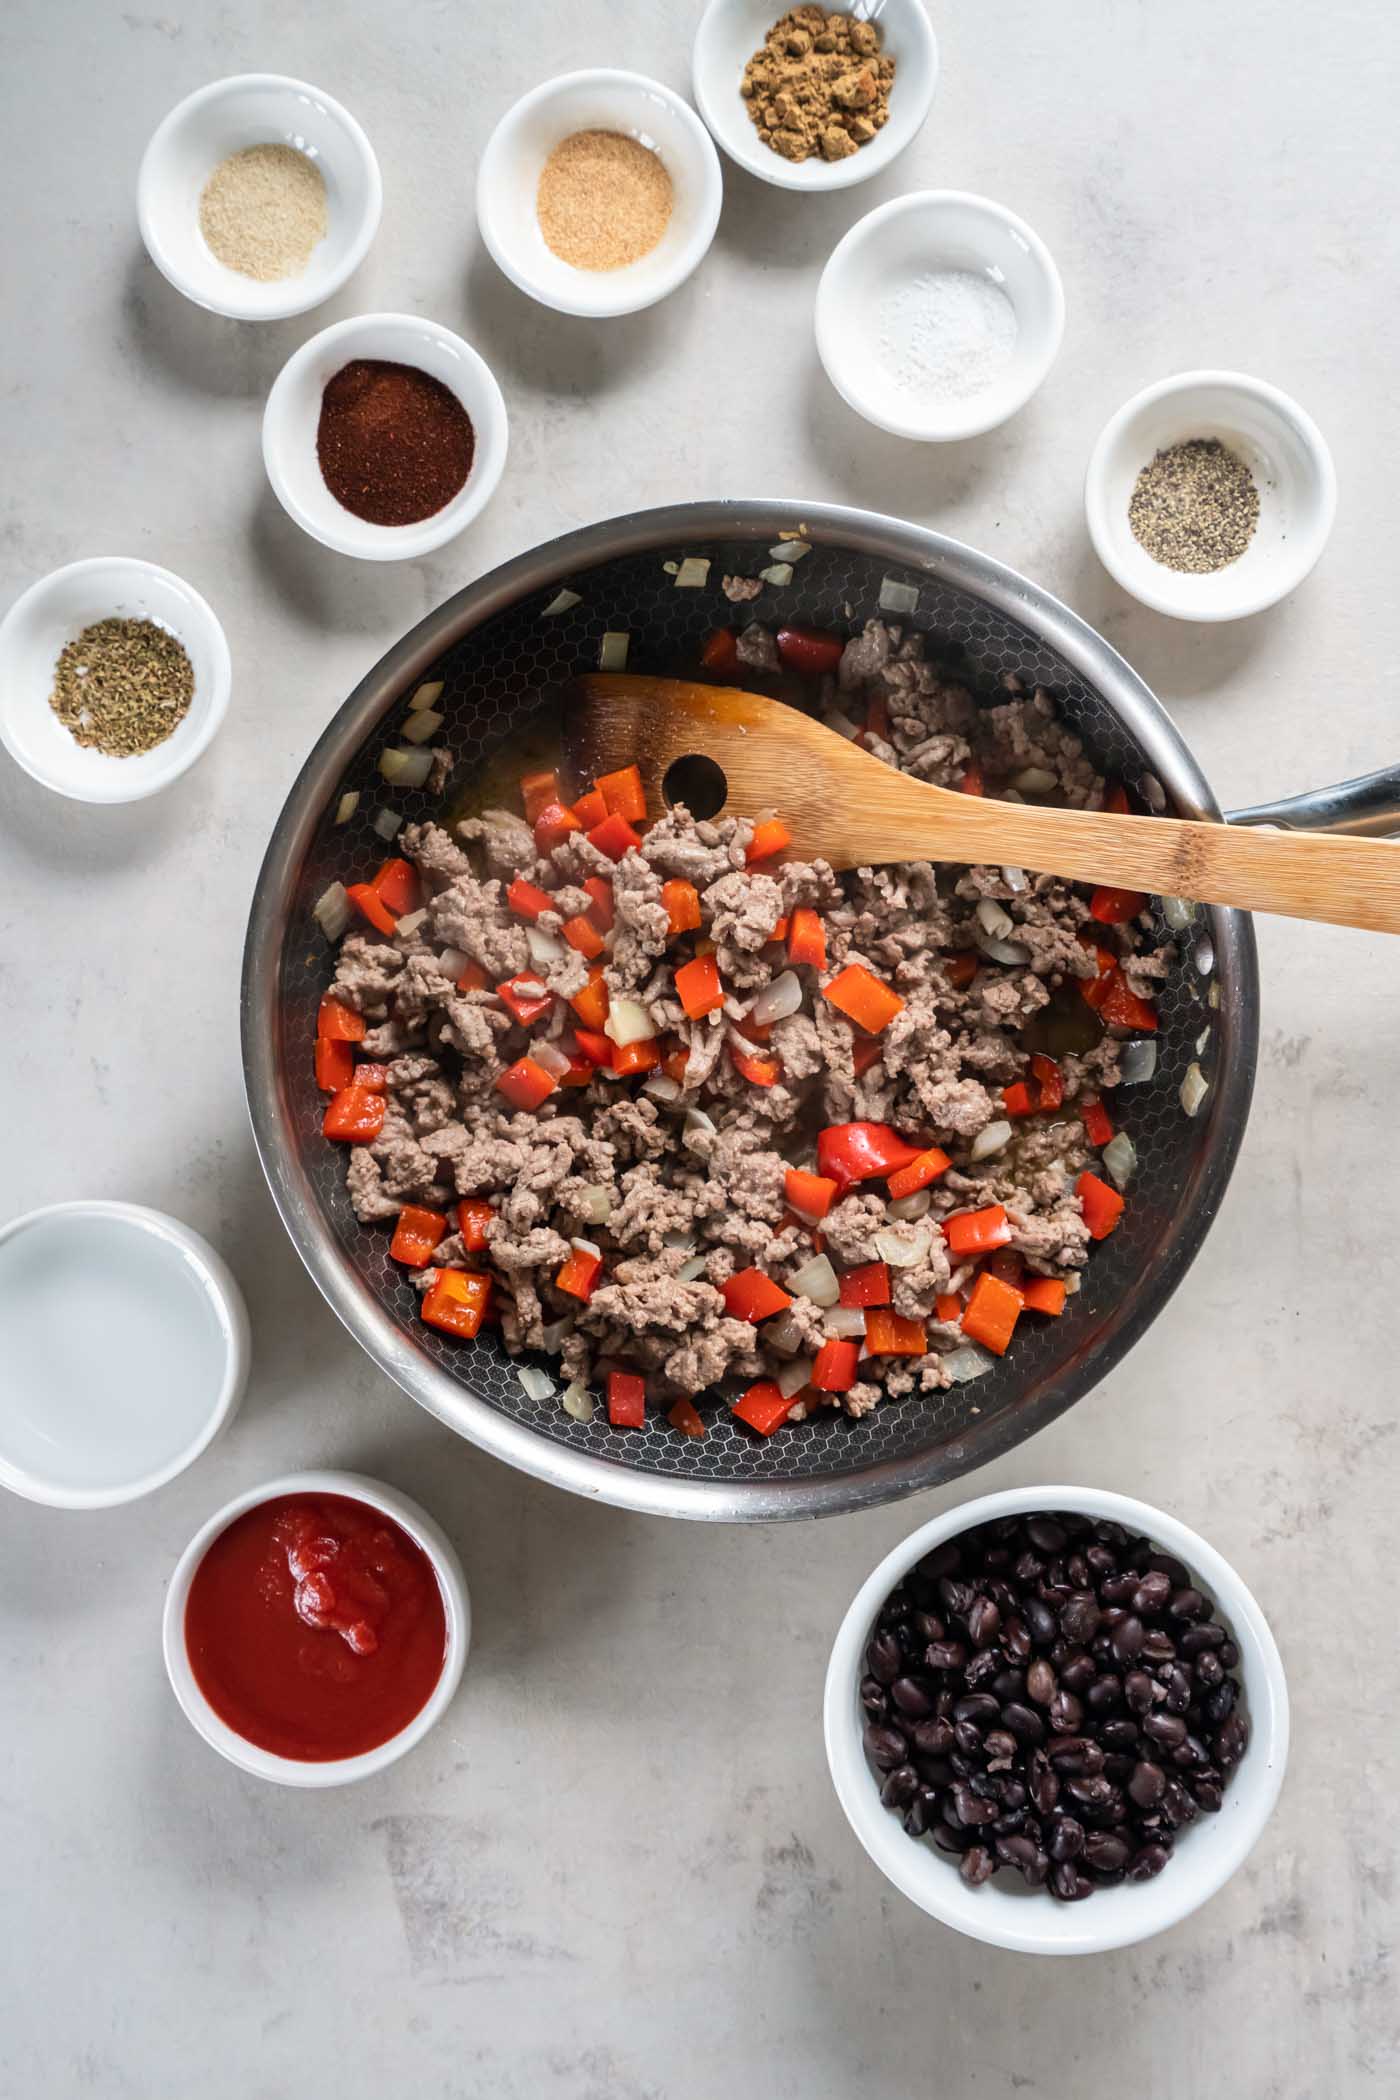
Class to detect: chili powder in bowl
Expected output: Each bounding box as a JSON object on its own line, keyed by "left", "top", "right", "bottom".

{"left": 262, "top": 313, "right": 508, "bottom": 561}
{"left": 163, "top": 1470, "right": 469, "bottom": 1785}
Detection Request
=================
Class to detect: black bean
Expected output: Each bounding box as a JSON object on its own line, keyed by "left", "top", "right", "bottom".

{"left": 952, "top": 1783, "right": 998, "bottom": 1827}
{"left": 1099, "top": 1718, "right": 1139, "bottom": 1752}
{"left": 991, "top": 1808, "right": 1028, "bottom": 1838}
{"left": 992, "top": 1667, "right": 1027, "bottom": 1704}
{"left": 919, "top": 1542, "right": 961, "bottom": 1581}
{"left": 913, "top": 1611, "right": 946, "bottom": 1643}
{"left": 1027, "top": 1517, "right": 1068, "bottom": 1553}
{"left": 1126, "top": 1843, "right": 1172, "bottom": 1881}
{"left": 998, "top": 1778, "right": 1028, "bottom": 1812}
{"left": 938, "top": 1577, "right": 975, "bottom": 1621}
{"left": 1023, "top": 1596, "right": 1058, "bottom": 1647}
{"left": 1124, "top": 1669, "right": 1154, "bottom": 1716}
{"left": 1049, "top": 1689, "right": 1084, "bottom": 1734}
{"left": 1194, "top": 1777, "right": 1225, "bottom": 1812}
{"left": 1216, "top": 1711, "right": 1250, "bottom": 1767}
{"left": 1048, "top": 1735, "right": 1099, "bottom": 1775}
{"left": 1163, "top": 1665, "right": 1194, "bottom": 1715}
{"left": 952, "top": 1721, "right": 984, "bottom": 1758}
{"left": 995, "top": 1833, "right": 1048, "bottom": 1886}
{"left": 902, "top": 1794, "right": 930, "bottom": 1837}
{"left": 1110, "top": 1614, "right": 1145, "bottom": 1663}
{"left": 1139, "top": 1628, "right": 1178, "bottom": 1665}
{"left": 1179, "top": 1622, "right": 1226, "bottom": 1656}
{"left": 1013, "top": 1552, "right": 1045, "bottom": 1587}
{"left": 1195, "top": 1649, "right": 1225, "bottom": 1689}
{"left": 969, "top": 1771, "right": 999, "bottom": 1801}
{"left": 865, "top": 1723, "right": 910, "bottom": 1768}
{"left": 1204, "top": 1680, "right": 1237, "bottom": 1727}
{"left": 960, "top": 1845, "right": 997, "bottom": 1885}
{"left": 1131, "top": 1569, "right": 1172, "bottom": 1615}
{"left": 1052, "top": 1862, "right": 1094, "bottom": 1901}
{"left": 953, "top": 1693, "right": 1001, "bottom": 1729}
{"left": 1001, "top": 1702, "right": 1045, "bottom": 1746}
{"left": 1001, "top": 1616, "right": 1031, "bottom": 1667}
{"left": 1028, "top": 1757, "right": 1060, "bottom": 1817}
{"left": 931, "top": 1819, "right": 968, "bottom": 1853}
{"left": 1059, "top": 1654, "right": 1098, "bottom": 1696}
{"left": 1100, "top": 1571, "right": 1138, "bottom": 1606}
{"left": 1060, "top": 1592, "right": 1102, "bottom": 1644}
{"left": 1084, "top": 1831, "right": 1132, "bottom": 1874}
{"left": 1128, "top": 1759, "right": 1166, "bottom": 1808}
{"left": 967, "top": 1597, "right": 1002, "bottom": 1648}
{"left": 860, "top": 1677, "right": 888, "bottom": 1718}
{"left": 1086, "top": 1675, "right": 1122, "bottom": 1713}
{"left": 1142, "top": 1711, "right": 1187, "bottom": 1750}
{"left": 1160, "top": 1780, "right": 1198, "bottom": 1828}
{"left": 1169, "top": 1587, "right": 1207, "bottom": 1620}
{"left": 984, "top": 1731, "right": 1018, "bottom": 1763}
{"left": 1047, "top": 1814, "right": 1085, "bottom": 1862}
{"left": 916, "top": 1757, "right": 954, "bottom": 1789}
{"left": 1026, "top": 1658, "right": 1057, "bottom": 1706}
{"left": 881, "top": 1764, "right": 920, "bottom": 1809}
{"left": 1219, "top": 1640, "right": 1240, "bottom": 1669}
{"left": 866, "top": 1629, "right": 905, "bottom": 1684}
{"left": 1085, "top": 1544, "right": 1118, "bottom": 1579}
{"left": 1067, "top": 1775, "right": 1113, "bottom": 1808}
{"left": 1103, "top": 1754, "right": 1135, "bottom": 1787}
{"left": 1173, "top": 1733, "right": 1210, "bottom": 1768}
{"left": 924, "top": 1640, "right": 967, "bottom": 1672}
{"left": 890, "top": 1676, "right": 935, "bottom": 1718}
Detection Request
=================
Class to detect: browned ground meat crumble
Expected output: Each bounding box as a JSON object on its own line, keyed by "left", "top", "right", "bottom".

{"left": 328, "top": 621, "right": 1168, "bottom": 1424}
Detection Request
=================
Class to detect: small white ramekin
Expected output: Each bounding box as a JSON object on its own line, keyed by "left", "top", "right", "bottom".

{"left": 262, "top": 313, "right": 509, "bottom": 561}
{"left": 0, "top": 1202, "right": 248, "bottom": 1508}
{"left": 477, "top": 69, "right": 722, "bottom": 318}
{"left": 816, "top": 190, "right": 1065, "bottom": 441}
{"left": 824, "top": 1485, "right": 1288, "bottom": 1955}
{"left": 0, "top": 558, "right": 231, "bottom": 804}
{"left": 1085, "top": 371, "right": 1337, "bottom": 621}
{"left": 138, "top": 73, "right": 382, "bottom": 322}
{"left": 693, "top": 0, "right": 937, "bottom": 192}
{"left": 164, "top": 1470, "right": 470, "bottom": 1787}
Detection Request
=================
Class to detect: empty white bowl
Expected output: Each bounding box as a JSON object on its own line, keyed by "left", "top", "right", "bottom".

{"left": 0, "top": 1202, "right": 249, "bottom": 1508}
{"left": 0, "top": 558, "right": 231, "bottom": 803}
{"left": 262, "top": 313, "right": 509, "bottom": 560}
{"left": 477, "top": 70, "right": 723, "bottom": 318}
{"left": 816, "top": 190, "right": 1065, "bottom": 440}
{"left": 1085, "top": 370, "right": 1337, "bottom": 621}
{"left": 693, "top": 0, "right": 937, "bottom": 192}
{"left": 138, "top": 73, "right": 382, "bottom": 322}
{"left": 825, "top": 1485, "right": 1288, "bottom": 1955}
{"left": 163, "top": 1470, "right": 470, "bottom": 1786}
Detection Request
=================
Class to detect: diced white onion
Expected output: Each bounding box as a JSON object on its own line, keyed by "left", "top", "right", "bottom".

{"left": 722, "top": 995, "right": 750, "bottom": 1022}
{"left": 663, "top": 560, "right": 679, "bottom": 575}
{"left": 661, "top": 1229, "right": 695, "bottom": 1253}
{"left": 1163, "top": 895, "right": 1197, "bottom": 932}
{"left": 1142, "top": 773, "right": 1167, "bottom": 812}
{"left": 769, "top": 540, "right": 811, "bottom": 563}
{"left": 372, "top": 806, "right": 404, "bottom": 841}
{"left": 1102, "top": 1131, "right": 1138, "bottom": 1189}
{"left": 438, "top": 946, "right": 471, "bottom": 980}
{"left": 1180, "top": 1062, "right": 1209, "bottom": 1117}
{"left": 525, "top": 925, "right": 566, "bottom": 966}
{"left": 396, "top": 908, "right": 427, "bottom": 936}
{"left": 599, "top": 631, "right": 630, "bottom": 671}
{"left": 533, "top": 1041, "right": 573, "bottom": 1080}
{"left": 400, "top": 708, "right": 444, "bottom": 746}
{"left": 539, "top": 1315, "right": 575, "bottom": 1353}
{"left": 682, "top": 1107, "right": 716, "bottom": 1152}
{"left": 518, "top": 1365, "right": 555, "bottom": 1402}
{"left": 313, "top": 881, "right": 350, "bottom": 941}
{"left": 541, "top": 588, "right": 581, "bottom": 617}
{"left": 379, "top": 745, "right": 434, "bottom": 788}
{"left": 645, "top": 1072, "right": 682, "bottom": 1104}
{"left": 1002, "top": 865, "right": 1028, "bottom": 892}
{"left": 334, "top": 791, "right": 360, "bottom": 825}
{"left": 790, "top": 1252, "right": 840, "bottom": 1307}
{"left": 678, "top": 1255, "right": 708, "bottom": 1282}
{"left": 825, "top": 1307, "right": 867, "bottom": 1339}
{"left": 1194, "top": 937, "right": 1215, "bottom": 975}
{"left": 874, "top": 1227, "right": 930, "bottom": 1268}
{"left": 1196, "top": 1027, "right": 1211, "bottom": 1055}
{"left": 777, "top": 1354, "right": 815, "bottom": 1398}
{"left": 750, "top": 970, "right": 803, "bottom": 1026}
{"left": 674, "top": 557, "right": 711, "bottom": 588}
{"left": 1120, "top": 1038, "right": 1159, "bottom": 1086}
{"left": 879, "top": 575, "right": 920, "bottom": 615}
{"left": 969, "top": 1120, "right": 1013, "bottom": 1162}
{"left": 763, "top": 1308, "right": 806, "bottom": 1356}
{"left": 570, "top": 1236, "right": 602, "bottom": 1259}
{"left": 976, "top": 898, "right": 1015, "bottom": 941}
{"left": 758, "top": 563, "right": 793, "bottom": 587}
{"left": 561, "top": 1381, "right": 595, "bottom": 1422}
{"left": 823, "top": 707, "right": 861, "bottom": 741}
{"left": 977, "top": 932, "right": 1032, "bottom": 966}
{"left": 574, "top": 1185, "right": 612, "bottom": 1225}
{"left": 408, "top": 680, "right": 444, "bottom": 712}
{"left": 887, "top": 1189, "right": 931, "bottom": 1222}
{"left": 604, "top": 996, "right": 656, "bottom": 1047}
{"left": 1012, "top": 765, "right": 1057, "bottom": 794}
{"left": 944, "top": 1345, "right": 995, "bottom": 1384}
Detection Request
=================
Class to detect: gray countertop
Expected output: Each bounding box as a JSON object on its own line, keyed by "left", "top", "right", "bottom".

{"left": 3, "top": 3, "right": 1397, "bottom": 2095}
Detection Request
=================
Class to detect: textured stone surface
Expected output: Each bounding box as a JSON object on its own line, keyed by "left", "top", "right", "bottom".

{"left": 2, "top": 2, "right": 1398, "bottom": 2096}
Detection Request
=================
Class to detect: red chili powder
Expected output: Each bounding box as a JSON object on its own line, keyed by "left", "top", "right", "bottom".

{"left": 316, "top": 359, "right": 476, "bottom": 527}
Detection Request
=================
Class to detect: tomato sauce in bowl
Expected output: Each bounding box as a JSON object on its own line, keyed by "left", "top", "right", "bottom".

{"left": 184, "top": 1491, "right": 448, "bottom": 1761}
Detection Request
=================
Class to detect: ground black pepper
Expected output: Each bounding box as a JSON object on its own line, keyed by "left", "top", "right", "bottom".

{"left": 316, "top": 359, "right": 475, "bottom": 527}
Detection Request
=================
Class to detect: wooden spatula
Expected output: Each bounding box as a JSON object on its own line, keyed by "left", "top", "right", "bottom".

{"left": 565, "top": 673, "right": 1400, "bottom": 935}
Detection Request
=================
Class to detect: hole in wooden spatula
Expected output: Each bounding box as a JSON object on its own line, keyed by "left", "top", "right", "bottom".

{"left": 663, "top": 753, "right": 727, "bottom": 820}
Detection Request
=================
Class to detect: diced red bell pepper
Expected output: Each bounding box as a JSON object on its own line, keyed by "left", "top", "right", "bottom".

{"left": 346, "top": 882, "right": 397, "bottom": 936}
{"left": 839, "top": 1261, "right": 891, "bottom": 1309}
{"left": 521, "top": 769, "right": 561, "bottom": 824}
{"left": 961, "top": 1272, "right": 1023, "bottom": 1356}
{"left": 816, "top": 1122, "right": 922, "bottom": 1187}
{"left": 662, "top": 1041, "right": 690, "bottom": 1083}
{"left": 371, "top": 856, "right": 419, "bottom": 917}
{"left": 315, "top": 1036, "right": 354, "bottom": 1092}
{"left": 1021, "top": 1276, "right": 1067, "bottom": 1317}
{"left": 865, "top": 692, "right": 891, "bottom": 744}
{"left": 496, "top": 1056, "right": 558, "bottom": 1112}
{"left": 886, "top": 1146, "right": 951, "bottom": 1201}
{"left": 569, "top": 967, "right": 610, "bottom": 1032}
{"left": 935, "top": 1293, "right": 964, "bottom": 1324}
{"left": 587, "top": 812, "right": 643, "bottom": 862}
{"left": 1091, "top": 886, "right": 1148, "bottom": 925}
{"left": 812, "top": 1337, "right": 860, "bottom": 1392}
{"left": 560, "top": 1053, "right": 595, "bottom": 1087}
{"left": 390, "top": 1203, "right": 449, "bottom": 1267}
{"left": 667, "top": 1397, "right": 706, "bottom": 1438}
{"left": 771, "top": 916, "right": 790, "bottom": 944}
{"left": 983, "top": 1248, "right": 1024, "bottom": 1288}
{"left": 1030, "top": 1052, "right": 1064, "bottom": 1110}
{"left": 700, "top": 627, "right": 739, "bottom": 674}
{"left": 507, "top": 877, "right": 554, "bottom": 921}
{"left": 573, "top": 1027, "right": 614, "bottom": 1067}
{"left": 421, "top": 1268, "right": 492, "bottom": 1339}
{"left": 317, "top": 994, "right": 366, "bottom": 1043}
{"left": 533, "top": 801, "right": 582, "bottom": 856}
{"left": 596, "top": 764, "right": 647, "bottom": 824}
{"left": 746, "top": 817, "right": 792, "bottom": 866}
{"left": 732, "top": 1380, "right": 794, "bottom": 1436}
{"left": 1080, "top": 1097, "right": 1114, "bottom": 1148}
{"left": 1003, "top": 1080, "right": 1038, "bottom": 1118}
{"left": 1078, "top": 937, "right": 1119, "bottom": 1010}
{"left": 556, "top": 1244, "right": 604, "bottom": 1300}
{"left": 607, "top": 1369, "right": 646, "bottom": 1428}
{"left": 730, "top": 1042, "right": 781, "bottom": 1086}
{"left": 613, "top": 1038, "right": 661, "bottom": 1077}
{"left": 562, "top": 914, "right": 605, "bottom": 959}
{"left": 662, "top": 878, "right": 702, "bottom": 936}
{"left": 496, "top": 975, "right": 554, "bottom": 1026}
{"left": 943, "top": 953, "right": 980, "bottom": 990}
{"left": 322, "top": 1085, "right": 385, "bottom": 1143}
{"left": 786, "top": 906, "right": 827, "bottom": 970}
{"left": 959, "top": 762, "right": 985, "bottom": 797}
{"left": 823, "top": 963, "right": 905, "bottom": 1035}
{"left": 456, "top": 959, "right": 489, "bottom": 993}
{"left": 456, "top": 1197, "right": 494, "bottom": 1252}
{"left": 1099, "top": 973, "right": 1159, "bottom": 1033}
{"left": 852, "top": 1037, "right": 884, "bottom": 1077}
{"left": 720, "top": 1268, "right": 792, "bottom": 1323}
{"left": 1105, "top": 781, "right": 1131, "bottom": 816}
{"left": 675, "top": 953, "right": 724, "bottom": 1020}
{"left": 942, "top": 1204, "right": 1012, "bottom": 1260}
{"left": 355, "top": 1062, "right": 388, "bottom": 1092}
{"left": 1078, "top": 1170, "right": 1125, "bottom": 1239}
{"left": 784, "top": 1167, "right": 838, "bottom": 1221}
{"left": 863, "top": 1308, "right": 927, "bottom": 1355}
{"left": 583, "top": 875, "right": 614, "bottom": 930}
{"left": 572, "top": 787, "right": 608, "bottom": 830}
{"left": 775, "top": 626, "right": 845, "bottom": 677}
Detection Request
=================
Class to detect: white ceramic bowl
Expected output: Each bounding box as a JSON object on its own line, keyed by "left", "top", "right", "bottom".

{"left": 1085, "top": 371, "right": 1337, "bottom": 622}
{"left": 138, "top": 73, "right": 381, "bottom": 322}
{"left": 816, "top": 190, "right": 1065, "bottom": 441}
{"left": 693, "top": 0, "right": 937, "bottom": 192}
{"left": 0, "top": 1202, "right": 248, "bottom": 1508}
{"left": 477, "top": 70, "right": 723, "bottom": 318}
{"left": 262, "top": 313, "right": 509, "bottom": 561}
{"left": 163, "top": 1470, "right": 470, "bottom": 1786}
{"left": 0, "top": 557, "right": 231, "bottom": 803}
{"left": 825, "top": 1485, "right": 1288, "bottom": 1955}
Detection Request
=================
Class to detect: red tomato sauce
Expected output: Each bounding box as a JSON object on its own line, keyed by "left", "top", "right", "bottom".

{"left": 185, "top": 1493, "right": 447, "bottom": 1761}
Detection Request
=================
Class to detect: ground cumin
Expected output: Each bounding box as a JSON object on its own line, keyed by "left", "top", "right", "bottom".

{"left": 740, "top": 5, "right": 896, "bottom": 164}
{"left": 537, "top": 130, "right": 673, "bottom": 272}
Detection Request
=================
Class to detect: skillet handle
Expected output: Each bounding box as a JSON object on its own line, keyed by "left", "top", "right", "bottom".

{"left": 1227, "top": 764, "right": 1400, "bottom": 838}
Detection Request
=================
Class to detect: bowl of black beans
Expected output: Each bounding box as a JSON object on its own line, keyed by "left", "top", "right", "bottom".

{"left": 824, "top": 1487, "right": 1288, "bottom": 1953}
